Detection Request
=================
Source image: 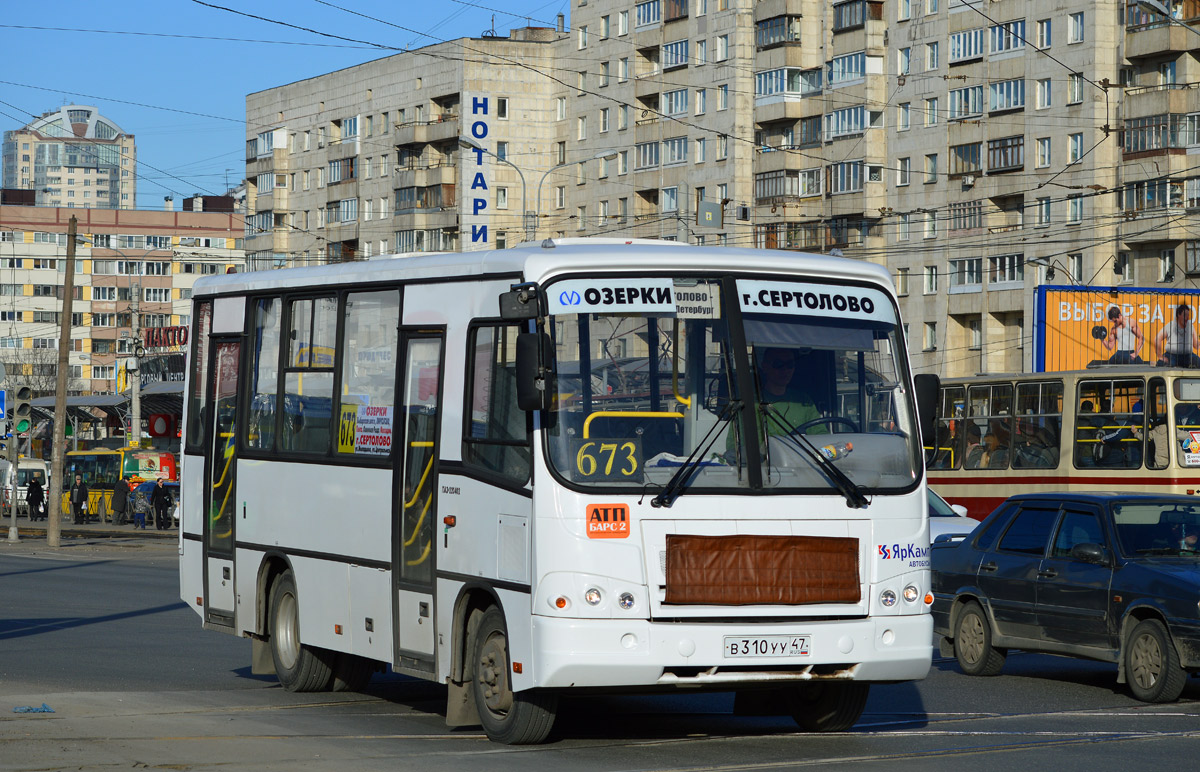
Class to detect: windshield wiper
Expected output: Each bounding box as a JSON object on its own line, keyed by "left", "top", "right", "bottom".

{"left": 650, "top": 399, "right": 741, "bottom": 509}
{"left": 762, "top": 404, "right": 869, "bottom": 509}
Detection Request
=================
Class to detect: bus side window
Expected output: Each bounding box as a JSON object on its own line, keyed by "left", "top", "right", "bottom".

{"left": 463, "top": 323, "right": 532, "bottom": 483}
{"left": 1147, "top": 377, "right": 1169, "bottom": 470}
{"left": 336, "top": 290, "right": 400, "bottom": 458}
{"left": 280, "top": 296, "right": 337, "bottom": 454}
{"left": 247, "top": 297, "right": 281, "bottom": 450}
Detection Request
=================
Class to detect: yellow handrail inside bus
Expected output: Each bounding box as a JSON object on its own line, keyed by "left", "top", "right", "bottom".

{"left": 404, "top": 455, "right": 435, "bottom": 509}
{"left": 671, "top": 325, "right": 691, "bottom": 409}
{"left": 406, "top": 540, "right": 431, "bottom": 566}
{"left": 403, "top": 495, "right": 432, "bottom": 547}
{"left": 583, "top": 410, "right": 685, "bottom": 439}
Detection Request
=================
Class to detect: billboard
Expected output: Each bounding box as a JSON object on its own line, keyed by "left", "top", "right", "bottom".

{"left": 1034, "top": 286, "right": 1200, "bottom": 371}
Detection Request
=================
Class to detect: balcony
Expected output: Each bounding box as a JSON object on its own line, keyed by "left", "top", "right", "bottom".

{"left": 393, "top": 208, "right": 460, "bottom": 232}
{"left": 1122, "top": 82, "right": 1200, "bottom": 120}
{"left": 1125, "top": 3, "right": 1200, "bottom": 59}
{"left": 395, "top": 160, "right": 457, "bottom": 188}
{"left": 394, "top": 114, "right": 460, "bottom": 147}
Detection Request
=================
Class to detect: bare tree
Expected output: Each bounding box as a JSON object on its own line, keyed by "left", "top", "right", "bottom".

{"left": 2, "top": 346, "right": 86, "bottom": 398}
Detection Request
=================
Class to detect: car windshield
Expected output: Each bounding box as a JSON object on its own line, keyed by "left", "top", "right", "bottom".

{"left": 1112, "top": 501, "right": 1200, "bottom": 555}
{"left": 928, "top": 490, "right": 958, "bottom": 517}
{"left": 544, "top": 275, "right": 921, "bottom": 493}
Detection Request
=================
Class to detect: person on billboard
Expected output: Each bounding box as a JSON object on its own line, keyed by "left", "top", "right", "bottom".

{"left": 1155, "top": 303, "right": 1200, "bottom": 368}
{"left": 1102, "top": 305, "right": 1144, "bottom": 364}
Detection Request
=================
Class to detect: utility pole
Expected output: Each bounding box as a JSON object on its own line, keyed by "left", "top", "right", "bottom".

{"left": 129, "top": 276, "right": 141, "bottom": 448}
{"left": 47, "top": 216, "right": 77, "bottom": 547}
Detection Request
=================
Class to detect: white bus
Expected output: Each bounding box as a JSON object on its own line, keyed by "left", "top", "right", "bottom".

{"left": 179, "top": 239, "right": 938, "bottom": 744}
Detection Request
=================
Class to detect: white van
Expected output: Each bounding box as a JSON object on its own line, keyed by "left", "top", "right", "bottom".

{"left": 0, "top": 458, "right": 49, "bottom": 517}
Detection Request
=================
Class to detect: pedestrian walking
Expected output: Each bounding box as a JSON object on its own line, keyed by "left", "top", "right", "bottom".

{"left": 151, "top": 478, "right": 171, "bottom": 530}
{"left": 111, "top": 475, "right": 130, "bottom": 526}
{"left": 25, "top": 475, "right": 44, "bottom": 521}
{"left": 69, "top": 473, "right": 89, "bottom": 525}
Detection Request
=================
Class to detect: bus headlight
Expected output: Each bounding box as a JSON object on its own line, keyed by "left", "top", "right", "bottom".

{"left": 880, "top": 589, "right": 897, "bottom": 607}
{"left": 584, "top": 588, "right": 603, "bottom": 606}
{"left": 903, "top": 585, "right": 920, "bottom": 603}
{"left": 617, "top": 592, "right": 635, "bottom": 610}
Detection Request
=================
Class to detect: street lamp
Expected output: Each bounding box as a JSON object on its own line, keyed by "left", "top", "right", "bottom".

{"left": 458, "top": 137, "right": 532, "bottom": 242}
{"left": 1135, "top": 0, "right": 1200, "bottom": 35}
{"left": 534, "top": 150, "right": 619, "bottom": 240}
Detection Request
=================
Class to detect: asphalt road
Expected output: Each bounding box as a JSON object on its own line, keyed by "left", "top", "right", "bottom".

{"left": 2, "top": 536, "right": 1199, "bottom": 771}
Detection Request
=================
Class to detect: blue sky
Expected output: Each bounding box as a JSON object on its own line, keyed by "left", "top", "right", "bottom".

{"left": 1, "top": 0, "right": 568, "bottom": 210}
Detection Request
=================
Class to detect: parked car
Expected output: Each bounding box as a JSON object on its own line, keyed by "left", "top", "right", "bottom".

{"left": 932, "top": 492, "right": 1200, "bottom": 703}
{"left": 928, "top": 489, "right": 976, "bottom": 543}
{"left": 131, "top": 481, "right": 180, "bottom": 527}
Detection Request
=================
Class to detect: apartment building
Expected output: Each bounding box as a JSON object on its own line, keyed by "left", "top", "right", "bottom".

{"left": 242, "top": 28, "right": 557, "bottom": 268}
{"left": 243, "top": 1, "right": 1200, "bottom": 377}
{"left": 2, "top": 105, "right": 137, "bottom": 210}
{"left": 0, "top": 205, "right": 244, "bottom": 396}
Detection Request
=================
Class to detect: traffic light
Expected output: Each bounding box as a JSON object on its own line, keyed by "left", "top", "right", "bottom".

{"left": 12, "top": 386, "right": 31, "bottom": 435}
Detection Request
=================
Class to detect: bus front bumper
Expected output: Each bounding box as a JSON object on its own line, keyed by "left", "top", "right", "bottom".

{"left": 529, "top": 613, "right": 932, "bottom": 689}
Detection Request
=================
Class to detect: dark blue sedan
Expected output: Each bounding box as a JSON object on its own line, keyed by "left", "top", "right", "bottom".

{"left": 932, "top": 492, "right": 1200, "bottom": 703}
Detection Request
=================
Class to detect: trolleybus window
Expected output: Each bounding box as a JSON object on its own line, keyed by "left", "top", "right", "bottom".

{"left": 1012, "top": 380, "right": 1062, "bottom": 469}
{"left": 929, "top": 385, "right": 965, "bottom": 469}
{"left": 964, "top": 384, "right": 1012, "bottom": 470}
{"left": 1075, "top": 378, "right": 1144, "bottom": 469}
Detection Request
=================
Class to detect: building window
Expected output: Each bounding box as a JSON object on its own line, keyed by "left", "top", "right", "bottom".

{"left": 899, "top": 102, "right": 910, "bottom": 130}
{"left": 898, "top": 157, "right": 911, "bottom": 186}
{"left": 924, "top": 321, "right": 937, "bottom": 350}
{"left": 1068, "top": 12, "right": 1084, "bottom": 43}
{"left": 1031, "top": 80, "right": 1051, "bottom": 112}
{"left": 1036, "top": 197, "right": 1052, "bottom": 225}
{"left": 950, "top": 142, "right": 982, "bottom": 175}
{"left": 1037, "top": 18, "right": 1051, "bottom": 48}
{"left": 497, "top": 187, "right": 508, "bottom": 210}
{"left": 989, "top": 79, "right": 1025, "bottom": 112}
{"left": 989, "top": 253, "right": 1024, "bottom": 283}
{"left": 989, "top": 20, "right": 1026, "bottom": 54}
{"left": 1036, "top": 137, "right": 1052, "bottom": 168}
{"left": 987, "top": 135, "right": 1024, "bottom": 172}
{"left": 925, "top": 97, "right": 939, "bottom": 126}
{"left": 927, "top": 42, "right": 939, "bottom": 70}
{"left": 1069, "top": 132, "right": 1084, "bottom": 163}
{"left": 1070, "top": 253, "right": 1084, "bottom": 282}
{"left": 897, "top": 268, "right": 910, "bottom": 296}
{"left": 925, "top": 153, "right": 938, "bottom": 182}
{"left": 949, "top": 257, "right": 982, "bottom": 289}
{"left": 949, "top": 28, "right": 985, "bottom": 62}
{"left": 898, "top": 213, "right": 910, "bottom": 241}
{"left": 924, "top": 265, "right": 938, "bottom": 294}
{"left": 1067, "top": 73, "right": 1084, "bottom": 104}
{"left": 1067, "top": 194, "right": 1083, "bottom": 223}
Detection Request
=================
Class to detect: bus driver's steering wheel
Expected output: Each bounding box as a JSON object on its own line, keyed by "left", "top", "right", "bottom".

{"left": 790, "top": 416, "right": 860, "bottom": 435}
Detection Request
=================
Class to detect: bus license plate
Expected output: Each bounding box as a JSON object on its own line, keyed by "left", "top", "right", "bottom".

{"left": 724, "top": 635, "right": 810, "bottom": 658}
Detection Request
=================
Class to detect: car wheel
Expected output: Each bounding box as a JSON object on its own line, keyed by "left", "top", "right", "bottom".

{"left": 954, "top": 601, "right": 1006, "bottom": 676}
{"left": 1125, "top": 619, "right": 1186, "bottom": 703}
{"left": 788, "top": 682, "right": 870, "bottom": 732}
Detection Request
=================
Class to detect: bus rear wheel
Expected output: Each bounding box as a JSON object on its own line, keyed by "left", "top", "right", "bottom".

{"left": 788, "top": 682, "right": 870, "bottom": 732}
{"left": 268, "top": 571, "right": 334, "bottom": 692}
{"left": 469, "top": 607, "right": 558, "bottom": 744}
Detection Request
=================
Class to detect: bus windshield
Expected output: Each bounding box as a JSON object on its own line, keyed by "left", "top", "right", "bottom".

{"left": 545, "top": 276, "right": 920, "bottom": 493}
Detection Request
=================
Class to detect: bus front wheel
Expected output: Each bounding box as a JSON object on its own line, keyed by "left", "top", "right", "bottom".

{"left": 468, "top": 607, "right": 558, "bottom": 744}
{"left": 268, "top": 571, "right": 334, "bottom": 692}
{"left": 788, "top": 682, "right": 870, "bottom": 732}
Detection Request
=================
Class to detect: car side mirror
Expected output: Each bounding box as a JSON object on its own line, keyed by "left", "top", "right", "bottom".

{"left": 1070, "top": 542, "right": 1109, "bottom": 565}
{"left": 951, "top": 504, "right": 969, "bottom": 517}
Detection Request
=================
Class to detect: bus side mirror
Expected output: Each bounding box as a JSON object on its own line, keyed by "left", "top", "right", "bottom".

{"left": 499, "top": 284, "right": 540, "bottom": 320}
{"left": 914, "top": 373, "right": 940, "bottom": 448}
{"left": 515, "top": 332, "right": 554, "bottom": 412}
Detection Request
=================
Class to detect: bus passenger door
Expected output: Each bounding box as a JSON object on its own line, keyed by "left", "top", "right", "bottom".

{"left": 394, "top": 333, "right": 443, "bottom": 662}
{"left": 203, "top": 339, "right": 240, "bottom": 626}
